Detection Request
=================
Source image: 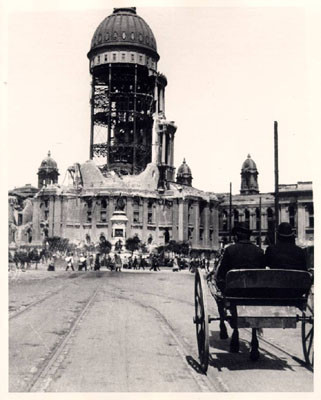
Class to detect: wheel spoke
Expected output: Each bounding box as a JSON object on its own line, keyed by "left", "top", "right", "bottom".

{"left": 307, "top": 329, "right": 313, "bottom": 354}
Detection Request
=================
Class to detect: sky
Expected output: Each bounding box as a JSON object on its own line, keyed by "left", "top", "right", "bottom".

{"left": 2, "top": 0, "right": 321, "bottom": 195}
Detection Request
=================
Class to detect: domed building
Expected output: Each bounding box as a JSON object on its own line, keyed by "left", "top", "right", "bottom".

{"left": 217, "top": 155, "right": 313, "bottom": 248}
{"left": 38, "top": 151, "right": 59, "bottom": 188}
{"left": 30, "top": 8, "right": 220, "bottom": 255}
{"left": 176, "top": 159, "right": 193, "bottom": 186}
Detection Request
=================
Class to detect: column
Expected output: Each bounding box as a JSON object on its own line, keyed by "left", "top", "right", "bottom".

{"left": 193, "top": 201, "right": 200, "bottom": 247}
{"left": 297, "top": 203, "right": 306, "bottom": 245}
{"left": 152, "top": 78, "right": 159, "bottom": 163}
{"left": 280, "top": 204, "right": 289, "bottom": 223}
{"left": 203, "top": 205, "right": 210, "bottom": 248}
{"left": 53, "top": 197, "right": 62, "bottom": 237}
{"left": 107, "top": 196, "right": 114, "bottom": 241}
{"left": 142, "top": 198, "right": 148, "bottom": 243}
{"left": 162, "top": 131, "right": 166, "bottom": 164}
{"left": 178, "top": 199, "right": 184, "bottom": 241}
{"left": 126, "top": 197, "right": 133, "bottom": 239}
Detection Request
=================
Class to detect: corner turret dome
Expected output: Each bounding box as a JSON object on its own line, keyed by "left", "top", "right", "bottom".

{"left": 240, "top": 154, "right": 259, "bottom": 195}
{"left": 37, "top": 151, "right": 59, "bottom": 189}
{"left": 39, "top": 151, "right": 58, "bottom": 170}
{"left": 242, "top": 154, "right": 257, "bottom": 171}
{"left": 176, "top": 158, "right": 193, "bottom": 186}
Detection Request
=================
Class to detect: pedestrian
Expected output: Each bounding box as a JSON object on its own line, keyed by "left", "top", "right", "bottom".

{"left": 78, "top": 253, "right": 87, "bottom": 271}
{"left": 65, "top": 252, "right": 75, "bottom": 271}
{"left": 133, "top": 256, "right": 138, "bottom": 270}
{"left": 94, "top": 253, "right": 101, "bottom": 271}
{"left": 172, "top": 256, "right": 179, "bottom": 272}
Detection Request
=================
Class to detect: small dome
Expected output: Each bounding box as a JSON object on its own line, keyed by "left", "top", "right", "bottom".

{"left": 88, "top": 8, "right": 159, "bottom": 60}
{"left": 39, "top": 151, "right": 58, "bottom": 171}
{"left": 241, "top": 154, "right": 257, "bottom": 171}
{"left": 177, "top": 158, "right": 192, "bottom": 176}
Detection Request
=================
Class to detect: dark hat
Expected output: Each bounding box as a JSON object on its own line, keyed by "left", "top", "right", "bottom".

{"left": 277, "top": 222, "right": 294, "bottom": 237}
{"left": 232, "top": 222, "right": 251, "bottom": 236}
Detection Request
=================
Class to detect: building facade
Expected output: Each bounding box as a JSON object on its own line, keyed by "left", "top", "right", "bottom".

{"left": 28, "top": 7, "right": 220, "bottom": 254}
{"left": 218, "top": 155, "right": 314, "bottom": 248}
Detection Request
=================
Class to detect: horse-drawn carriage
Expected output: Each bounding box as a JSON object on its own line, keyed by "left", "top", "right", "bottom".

{"left": 193, "top": 267, "right": 314, "bottom": 372}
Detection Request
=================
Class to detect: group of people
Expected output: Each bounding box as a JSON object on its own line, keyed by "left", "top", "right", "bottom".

{"left": 210, "top": 221, "right": 309, "bottom": 361}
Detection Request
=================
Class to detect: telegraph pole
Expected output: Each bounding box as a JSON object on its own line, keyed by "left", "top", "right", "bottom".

{"left": 274, "top": 121, "right": 279, "bottom": 243}
{"left": 229, "top": 182, "right": 232, "bottom": 243}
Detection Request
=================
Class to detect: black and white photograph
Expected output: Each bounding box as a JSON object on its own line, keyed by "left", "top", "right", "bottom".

{"left": 3, "top": 0, "right": 319, "bottom": 395}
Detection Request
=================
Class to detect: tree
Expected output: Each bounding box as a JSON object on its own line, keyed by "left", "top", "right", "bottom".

{"left": 125, "top": 236, "right": 141, "bottom": 255}
{"left": 99, "top": 236, "right": 112, "bottom": 255}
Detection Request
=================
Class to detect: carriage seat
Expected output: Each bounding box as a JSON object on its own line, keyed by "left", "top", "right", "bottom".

{"left": 225, "top": 269, "right": 312, "bottom": 298}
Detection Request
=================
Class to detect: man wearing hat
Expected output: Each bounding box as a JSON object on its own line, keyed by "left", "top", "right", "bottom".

{"left": 214, "top": 222, "right": 265, "bottom": 354}
{"left": 265, "top": 222, "right": 307, "bottom": 270}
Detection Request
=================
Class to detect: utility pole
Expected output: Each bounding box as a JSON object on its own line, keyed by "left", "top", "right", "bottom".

{"left": 229, "top": 182, "right": 232, "bottom": 243}
{"left": 274, "top": 121, "right": 279, "bottom": 243}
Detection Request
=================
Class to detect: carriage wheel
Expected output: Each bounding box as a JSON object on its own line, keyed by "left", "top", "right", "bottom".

{"left": 194, "top": 268, "right": 209, "bottom": 373}
{"left": 302, "top": 291, "right": 314, "bottom": 368}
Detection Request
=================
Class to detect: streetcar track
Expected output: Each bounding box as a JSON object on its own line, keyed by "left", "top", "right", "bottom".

{"left": 9, "top": 273, "right": 86, "bottom": 320}
{"left": 110, "top": 287, "right": 225, "bottom": 392}
{"left": 26, "top": 284, "right": 101, "bottom": 392}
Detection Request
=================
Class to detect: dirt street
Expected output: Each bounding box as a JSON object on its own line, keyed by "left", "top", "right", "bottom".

{"left": 9, "top": 267, "right": 313, "bottom": 392}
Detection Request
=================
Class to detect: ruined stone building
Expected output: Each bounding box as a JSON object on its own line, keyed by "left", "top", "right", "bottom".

{"left": 8, "top": 8, "right": 313, "bottom": 253}
{"left": 28, "top": 7, "right": 220, "bottom": 253}
{"left": 218, "top": 155, "right": 314, "bottom": 248}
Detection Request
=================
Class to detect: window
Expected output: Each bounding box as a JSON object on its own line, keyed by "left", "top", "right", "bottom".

{"left": 131, "top": 53, "right": 135, "bottom": 62}
{"left": 139, "top": 55, "right": 143, "bottom": 63}
{"left": 139, "top": 33, "right": 143, "bottom": 42}
{"left": 87, "top": 211, "right": 92, "bottom": 223}
{"left": 146, "top": 36, "right": 149, "bottom": 44}
{"left": 220, "top": 210, "right": 228, "bottom": 231}
{"left": 104, "top": 54, "right": 108, "bottom": 62}
{"left": 267, "top": 207, "right": 274, "bottom": 231}
{"left": 98, "top": 34, "right": 102, "bottom": 43}
{"left": 307, "top": 204, "right": 314, "bottom": 228}
{"left": 147, "top": 200, "right": 153, "bottom": 224}
{"left": 188, "top": 228, "right": 193, "bottom": 240}
{"left": 199, "top": 229, "right": 204, "bottom": 241}
{"left": 122, "top": 32, "right": 126, "bottom": 40}
{"left": 209, "top": 229, "right": 213, "bottom": 241}
{"left": 113, "top": 53, "right": 116, "bottom": 61}
{"left": 122, "top": 53, "right": 125, "bottom": 61}
{"left": 100, "top": 199, "right": 107, "bottom": 222}
{"left": 233, "top": 209, "right": 239, "bottom": 224}
{"left": 97, "top": 55, "right": 100, "bottom": 64}
{"left": 131, "top": 32, "right": 135, "bottom": 40}
{"left": 255, "top": 208, "right": 261, "bottom": 231}
{"left": 244, "top": 209, "right": 250, "bottom": 229}
{"left": 105, "top": 32, "right": 109, "bottom": 41}
{"left": 113, "top": 32, "right": 118, "bottom": 40}
{"left": 289, "top": 205, "right": 296, "bottom": 228}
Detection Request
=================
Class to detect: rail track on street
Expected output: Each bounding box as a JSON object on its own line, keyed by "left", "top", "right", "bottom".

{"left": 24, "top": 283, "right": 101, "bottom": 392}
{"left": 9, "top": 273, "right": 85, "bottom": 320}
